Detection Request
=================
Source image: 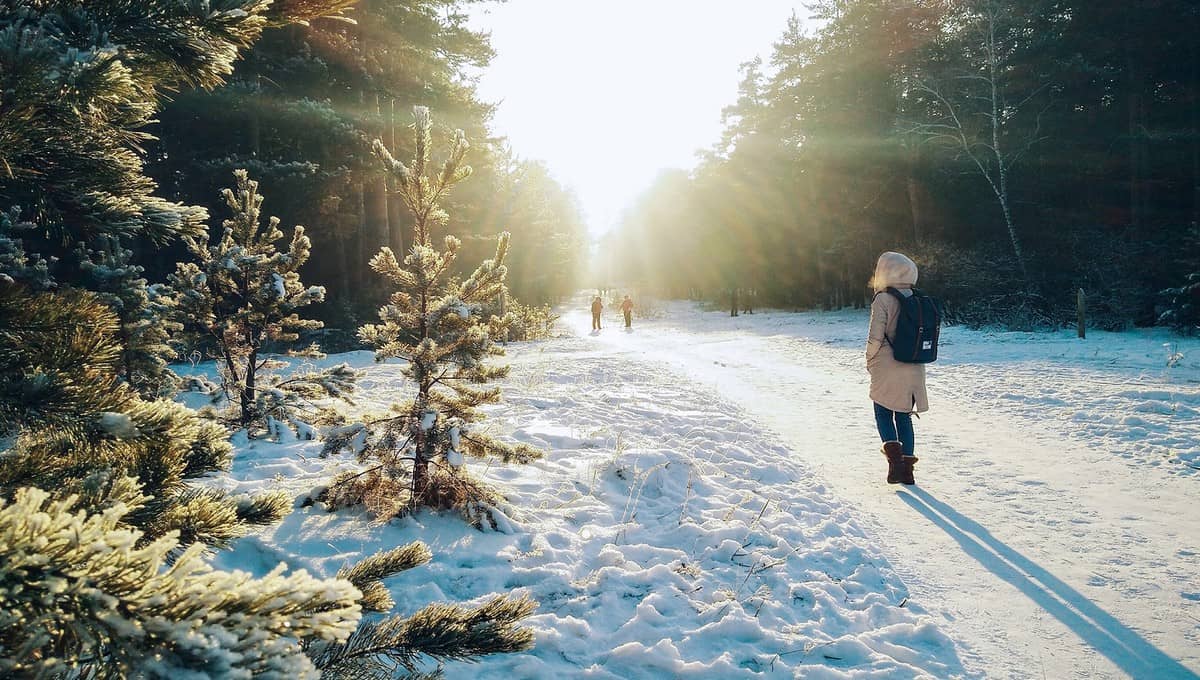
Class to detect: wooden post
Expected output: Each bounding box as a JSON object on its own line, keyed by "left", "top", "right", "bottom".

{"left": 1077, "top": 288, "right": 1086, "bottom": 339}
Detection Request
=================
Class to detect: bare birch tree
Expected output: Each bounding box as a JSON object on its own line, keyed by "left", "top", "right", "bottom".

{"left": 905, "top": 0, "right": 1054, "bottom": 290}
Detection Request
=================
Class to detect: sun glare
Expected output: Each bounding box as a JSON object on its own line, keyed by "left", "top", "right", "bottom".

{"left": 469, "top": 1, "right": 807, "bottom": 238}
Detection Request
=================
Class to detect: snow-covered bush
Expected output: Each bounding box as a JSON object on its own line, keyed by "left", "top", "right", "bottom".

{"left": 171, "top": 170, "right": 357, "bottom": 435}
{"left": 322, "top": 108, "right": 540, "bottom": 526}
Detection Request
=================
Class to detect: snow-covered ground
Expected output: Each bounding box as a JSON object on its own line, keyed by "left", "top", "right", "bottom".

{"left": 562, "top": 300, "right": 1200, "bottom": 680}
{"left": 194, "top": 298, "right": 1200, "bottom": 679}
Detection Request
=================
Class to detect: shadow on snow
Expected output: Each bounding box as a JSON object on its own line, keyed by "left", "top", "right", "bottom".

{"left": 899, "top": 487, "right": 1197, "bottom": 679}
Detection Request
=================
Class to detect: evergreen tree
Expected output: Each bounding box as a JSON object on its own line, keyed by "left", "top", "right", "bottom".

{"left": 0, "top": 0, "right": 353, "bottom": 283}
{"left": 0, "top": 0, "right": 360, "bottom": 407}
{"left": 325, "top": 107, "right": 540, "bottom": 524}
{"left": 0, "top": 208, "right": 52, "bottom": 289}
{"left": 0, "top": 283, "right": 534, "bottom": 677}
{"left": 1159, "top": 225, "right": 1200, "bottom": 334}
{"left": 148, "top": 1, "right": 588, "bottom": 318}
{"left": 79, "top": 237, "right": 181, "bottom": 398}
{"left": 492, "top": 157, "right": 589, "bottom": 305}
{"left": 171, "top": 170, "right": 357, "bottom": 434}
{"left": 148, "top": 0, "right": 499, "bottom": 309}
{"left": 0, "top": 285, "right": 289, "bottom": 550}
{"left": 612, "top": 0, "right": 1199, "bottom": 328}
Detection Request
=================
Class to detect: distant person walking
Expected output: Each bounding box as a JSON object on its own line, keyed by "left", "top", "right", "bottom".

{"left": 866, "top": 251, "right": 930, "bottom": 485}
{"left": 621, "top": 295, "right": 634, "bottom": 328}
{"left": 591, "top": 295, "right": 603, "bottom": 331}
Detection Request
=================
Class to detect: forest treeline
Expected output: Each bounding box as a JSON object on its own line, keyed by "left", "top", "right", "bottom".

{"left": 605, "top": 0, "right": 1200, "bottom": 330}
{"left": 143, "top": 0, "right": 587, "bottom": 331}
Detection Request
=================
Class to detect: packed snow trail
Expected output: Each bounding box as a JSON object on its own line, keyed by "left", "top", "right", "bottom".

{"left": 566, "top": 302, "right": 1200, "bottom": 680}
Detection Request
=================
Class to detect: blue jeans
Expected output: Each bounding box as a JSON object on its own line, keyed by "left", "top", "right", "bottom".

{"left": 874, "top": 402, "right": 914, "bottom": 456}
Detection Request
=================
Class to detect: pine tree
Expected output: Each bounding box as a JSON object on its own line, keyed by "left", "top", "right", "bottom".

{"left": 0, "top": 284, "right": 535, "bottom": 676}
{"left": 1159, "top": 225, "right": 1200, "bottom": 334}
{"left": 79, "top": 237, "right": 182, "bottom": 398}
{"left": 325, "top": 107, "right": 540, "bottom": 524}
{"left": 0, "top": 0, "right": 358, "bottom": 401}
{"left": 172, "top": 170, "right": 357, "bottom": 435}
{"left": 1159, "top": 273, "right": 1200, "bottom": 334}
{"left": 0, "top": 285, "right": 290, "bottom": 550}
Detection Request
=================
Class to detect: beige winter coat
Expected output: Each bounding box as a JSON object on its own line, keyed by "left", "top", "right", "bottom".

{"left": 865, "top": 251, "right": 929, "bottom": 413}
{"left": 866, "top": 290, "right": 929, "bottom": 413}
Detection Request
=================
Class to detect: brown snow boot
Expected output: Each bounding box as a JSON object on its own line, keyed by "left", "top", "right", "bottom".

{"left": 900, "top": 455, "right": 919, "bottom": 485}
{"left": 881, "top": 441, "right": 904, "bottom": 484}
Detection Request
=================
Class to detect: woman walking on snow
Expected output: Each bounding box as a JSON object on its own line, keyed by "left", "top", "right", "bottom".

{"left": 866, "top": 251, "right": 929, "bottom": 485}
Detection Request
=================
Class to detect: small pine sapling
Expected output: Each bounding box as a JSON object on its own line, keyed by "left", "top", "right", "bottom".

{"left": 1159, "top": 273, "right": 1200, "bottom": 334}
{"left": 323, "top": 107, "right": 540, "bottom": 526}
{"left": 79, "top": 236, "right": 182, "bottom": 398}
{"left": 171, "top": 170, "right": 356, "bottom": 436}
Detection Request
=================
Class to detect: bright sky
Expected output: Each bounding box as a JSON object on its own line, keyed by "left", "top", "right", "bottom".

{"left": 468, "top": 1, "right": 807, "bottom": 237}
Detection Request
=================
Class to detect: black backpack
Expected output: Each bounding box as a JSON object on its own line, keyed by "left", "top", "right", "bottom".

{"left": 882, "top": 287, "right": 941, "bottom": 363}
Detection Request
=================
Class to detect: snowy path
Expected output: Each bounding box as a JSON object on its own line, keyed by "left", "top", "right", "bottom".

{"left": 564, "top": 303, "right": 1200, "bottom": 680}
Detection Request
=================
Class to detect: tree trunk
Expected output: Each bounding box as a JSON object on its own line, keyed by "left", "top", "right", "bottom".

{"left": 364, "top": 180, "right": 389, "bottom": 253}
{"left": 363, "top": 92, "right": 390, "bottom": 258}
{"left": 1192, "top": 18, "right": 1200, "bottom": 228}
{"left": 996, "top": 176, "right": 1029, "bottom": 285}
{"left": 984, "top": 6, "right": 1030, "bottom": 289}
{"left": 806, "top": 171, "right": 829, "bottom": 310}
{"left": 355, "top": 182, "right": 368, "bottom": 290}
{"left": 387, "top": 98, "right": 406, "bottom": 254}
{"left": 906, "top": 175, "right": 923, "bottom": 245}
{"left": 412, "top": 411, "right": 433, "bottom": 507}
{"left": 1077, "top": 288, "right": 1086, "bottom": 339}
{"left": 334, "top": 234, "right": 351, "bottom": 299}
{"left": 242, "top": 349, "right": 257, "bottom": 425}
{"left": 730, "top": 287, "right": 738, "bottom": 317}
{"left": 1127, "top": 50, "right": 1145, "bottom": 229}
